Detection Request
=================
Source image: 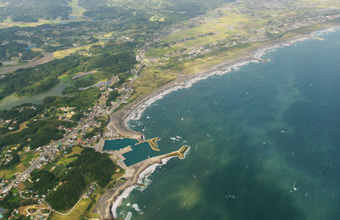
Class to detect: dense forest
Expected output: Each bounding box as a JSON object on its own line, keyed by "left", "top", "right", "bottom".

{"left": 0, "top": 0, "right": 71, "bottom": 22}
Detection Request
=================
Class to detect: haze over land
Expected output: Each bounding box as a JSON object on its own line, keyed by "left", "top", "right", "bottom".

{"left": 0, "top": 0, "right": 339, "bottom": 219}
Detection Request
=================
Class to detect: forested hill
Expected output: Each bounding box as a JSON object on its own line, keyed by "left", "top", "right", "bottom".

{"left": 0, "top": 0, "right": 235, "bottom": 24}
{"left": 0, "top": 0, "right": 71, "bottom": 22}
{"left": 79, "top": 0, "right": 235, "bottom": 29}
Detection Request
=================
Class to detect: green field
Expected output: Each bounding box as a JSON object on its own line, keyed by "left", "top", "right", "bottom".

{"left": 146, "top": 0, "right": 340, "bottom": 59}
{"left": 20, "top": 152, "right": 37, "bottom": 167}
{"left": 0, "top": 163, "right": 26, "bottom": 179}
{"left": 146, "top": 12, "right": 269, "bottom": 58}
{"left": 130, "top": 69, "right": 177, "bottom": 102}
{"left": 53, "top": 41, "right": 105, "bottom": 59}
{"left": 68, "top": 0, "right": 86, "bottom": 18}
{"left": 0, "top": 0, "right": 86, "bottom": 30}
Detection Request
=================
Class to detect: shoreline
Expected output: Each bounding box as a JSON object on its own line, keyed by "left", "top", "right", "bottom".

{"left": 95, "top": 154, "right": 173, "bottom": 219}
{"left": 103, "top": 25, "right": 340, "bottom": 219}
{"left": 118, "top": 26, "right": 339, "bottom": 127}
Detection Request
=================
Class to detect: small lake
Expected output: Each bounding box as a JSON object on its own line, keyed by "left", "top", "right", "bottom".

{"left": 0, "top": 83, "right": 67, "bottom": 110}
{"left": 103, "top": 138, "right": 161, "bottom": 166}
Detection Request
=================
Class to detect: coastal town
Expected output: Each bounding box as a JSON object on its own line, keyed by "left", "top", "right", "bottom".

{"left": 0, "top": 0, "right": 340, "bottom": 219}
{"left": 0, "top": 45, "right": 186, "bottom": 219}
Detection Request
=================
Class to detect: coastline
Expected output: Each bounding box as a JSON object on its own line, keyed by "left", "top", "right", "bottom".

{"left": 119, "top": 26, "right": 340, "bottom": 125}
{"left": 103, "top": 25, "right": 340, "bottom": 220}
{"left": 95, "top": 154, "right": 174, "bottom": 219}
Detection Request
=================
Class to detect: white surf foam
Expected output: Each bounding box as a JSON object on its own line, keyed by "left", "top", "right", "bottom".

{"left": 125, "top": 60, "right": 257, "bottom": 124}
{"left": 183, "top": 146, "right": 191, "bottom": 158}
{"left": 112, "top": 185, "right": 138, "bottom": 218}
{"left": 132, "top": 204, "right": 144, "bottom": 215}
{"left": 111, "top": 157, "right": 174, "bottom": 218}
{"left": 312, "top": 27, "right": 339, "bottom": 37}
{"left": 125, "top": 212, "right": 132, "bottom": 220}
{"left": 137, "top": 157, "right": 173, "bottom": 185}
{"left": 170, "top": 137, "right": 179, "bottom": 141}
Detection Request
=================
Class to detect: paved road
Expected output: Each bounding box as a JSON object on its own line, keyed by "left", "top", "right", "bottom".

{"left": 0, "top": 155, "right": 43, "bottom": 194}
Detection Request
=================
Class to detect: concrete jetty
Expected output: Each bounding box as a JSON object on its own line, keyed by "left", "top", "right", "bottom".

{"left": 95, "top": 146, "right": 189, "bottom": 219}
{"left": 135, "top": 137, "right": 160, "bottom": 151}
{"left": 250, "top": 57, "right": 269, "bottom": 63}
{"left": 309, "top": 35, "right": 324, "bottom": 40}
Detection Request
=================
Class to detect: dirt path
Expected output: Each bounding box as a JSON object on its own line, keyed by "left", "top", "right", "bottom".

{"left": 0, "top": 52, "right": 53, "bottom": 75}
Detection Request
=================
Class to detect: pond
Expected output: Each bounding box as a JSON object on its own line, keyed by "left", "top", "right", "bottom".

{"left": 0, "top": 83, "right": 67, "bottom": 110}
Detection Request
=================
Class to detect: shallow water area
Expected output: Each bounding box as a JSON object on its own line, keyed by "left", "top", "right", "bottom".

{"left": 117, "top": 28, "right": 340, "bottom": 220}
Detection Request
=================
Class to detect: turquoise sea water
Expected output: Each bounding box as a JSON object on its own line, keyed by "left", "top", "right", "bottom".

{"left": 117, "top": 29, "right": 340, "bottom": 220}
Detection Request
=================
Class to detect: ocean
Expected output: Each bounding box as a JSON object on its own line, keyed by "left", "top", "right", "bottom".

{"left": 116, "top": 28, "right": 340, "bottom": 220}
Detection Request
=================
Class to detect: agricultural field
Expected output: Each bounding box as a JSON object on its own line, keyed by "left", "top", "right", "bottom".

{"left": 130, "top": 69, "right": 177, "bottom": 102}
{"left": 299, "top": 0, "right": 340, "bottom": 8}
{"left": 55, "top": 147, "right": 83, "bottom": 166}
{"left": 146, "top": 9, "right": 296, "bottom": 58}
{"left": 107, "top": 0, "right": 172, "bottom": 10}
{"left": 146, "top": 0, "right": 340, "bottom": 59}
{"left": 146, "top": 12, "right": 264, "bottom": 57}
{"left": 0, "top": 162, "right": 26, "bottom": 179}
{"left": 0, "top": 18, "right": 86, "bottom": 29}
{"left": 53, "top": 41, "right": 105, "bottom": 59}
{"left": 68, "top": 0, "right": 86, "bottom": 19}
{"left": 20, "top": 152, "right": 38, "bottom": 167}
{"left": 0, "top": 0, "right": 86, "bottom": 28}
{"left": 165, "top": 42, "right": 256, "bottom": 74}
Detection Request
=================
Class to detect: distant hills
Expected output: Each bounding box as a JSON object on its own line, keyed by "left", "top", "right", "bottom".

{"left": 0, "top": 0, "right": 71, "bottom": 22}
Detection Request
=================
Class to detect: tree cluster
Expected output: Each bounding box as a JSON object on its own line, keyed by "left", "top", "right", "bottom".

{"left": 43, "top": 148, "right": 117, "bottom": 211}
